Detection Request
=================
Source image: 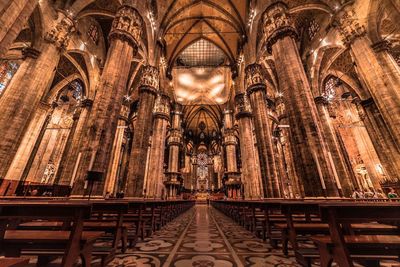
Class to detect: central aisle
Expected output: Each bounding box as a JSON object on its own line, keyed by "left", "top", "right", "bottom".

{"left": 110, "top": 205, "right": 300, "bottom": 267}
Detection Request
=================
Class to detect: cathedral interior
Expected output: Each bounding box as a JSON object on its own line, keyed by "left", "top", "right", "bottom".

{"left": 0, "top": 0, "right": 399, "bottom": 266}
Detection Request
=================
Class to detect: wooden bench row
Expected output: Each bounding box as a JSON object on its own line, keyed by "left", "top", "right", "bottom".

{"left": 211, "top": 199, "right": 400, "bottom": 267}
{"left": 0, "top": 198, "right": 195, "bottom": 267}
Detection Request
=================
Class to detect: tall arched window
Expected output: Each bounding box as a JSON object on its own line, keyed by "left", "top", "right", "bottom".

{"left": 70, "top": 80, "right": 83, "bottom": 101}
{"left": 0, "top": 60, "right": 20, "bottom": 96}
{"left": 323, "top": 76, "right": 338, "bottom": 102}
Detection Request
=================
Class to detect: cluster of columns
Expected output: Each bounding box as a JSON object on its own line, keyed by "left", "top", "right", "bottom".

{"left": 0, "top": 11, "right": 76, "bottom": 188}
{"left": 259, "top": 2, "right": 342, "bottom": 197}
{"left": 1, "top": 0, "right": 399, "bottom": 199}
{"left": 333, "top": 3, "right": 400, "bottom": 182}
{"left": 71, "top": 5, "right": 143, "bottom": 196}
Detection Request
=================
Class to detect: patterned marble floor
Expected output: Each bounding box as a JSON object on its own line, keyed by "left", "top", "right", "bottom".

{"left": 109, "top": 205, "right": 301, "bottom": 267}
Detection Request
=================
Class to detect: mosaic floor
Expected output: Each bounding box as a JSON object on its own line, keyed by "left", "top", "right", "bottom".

{"left": 109, "top": 205, "right": 301, "bottom": 267}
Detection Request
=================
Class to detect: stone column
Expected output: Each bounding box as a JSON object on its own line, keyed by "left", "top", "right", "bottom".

{"left": 145, "top": 94, "right": 170, "bottom": 198}
{"left": 222, "top": 109, "right": 241, "bottom": 194}
{"left": 334, "top": 5, "right": 400, "bottom": 148}
{"left": 314, "top": 96, "right": 354, "bottom": 196}
{"left": 262, "top": 2, "right": 339, "bottom": 196}
{"left": 0, "top": 14, "right": 75, "bottom": 179}
{"left": 0, "top": 0, "right": 38, "bottom": 57}
{"left": 0, "top": 101, "right": 52, "bottom": 195}
{"left": 234, "top": 92, "right": 263, "bottom": 198}
{"left": 356, "top": 98, "right": 400, "bottom": 181}
{"left": 223, "top": 110, "right": 238, "bottom": 173}
{"left": 208, "top": 155, "right": 215, "bottom": 191}
{"left": 71, "top": 5, "right": 142, "bottom": 195}
{"left": 191, "top": 156, "right": 197, "bottom": 191}
{"left": 164, "top": 105, "right": 183, "bottom": 198}
{"left": 245, "top": 64, "right": 280, "bottom": 197}
{"left": 103, "top": 103, "right": 130, "bottom": 195}
{"left": 56, "top": 99, "right": 93, "bottom": 186}
{"left": 126, "top": 66, "right": 159, "bottom": 197}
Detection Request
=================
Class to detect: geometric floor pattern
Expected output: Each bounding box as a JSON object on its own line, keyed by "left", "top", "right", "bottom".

{"left": 109, "top": 205, "right": 301, "bottom": 267}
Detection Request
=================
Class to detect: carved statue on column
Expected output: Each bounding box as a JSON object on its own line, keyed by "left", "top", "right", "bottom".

{"left": 234, "top": 93, "right": 252, "bottom": 119}
{"left": 153, "top": 93, "right": 170, "bottom": 120}
{"left": 45, "top": 15, "right": 76, "bottom": 49}
{"left": 333, "top": 6, "right": 366, "bottom": 46}
{"left": 262, "top": 2, "right": 298, "bottom": 53}
{"left": 245, "top": 63, "right": 266, "bottom": 92}
{"left": 109, "top": 5, "right": 143, "bottom": 50}
{"left": 140, "top": 65, "right": 160, "bottom": 94}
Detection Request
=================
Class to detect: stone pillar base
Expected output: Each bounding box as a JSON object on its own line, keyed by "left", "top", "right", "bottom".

{"left": 164, "top": 172, "right": 182, "bottom": 199}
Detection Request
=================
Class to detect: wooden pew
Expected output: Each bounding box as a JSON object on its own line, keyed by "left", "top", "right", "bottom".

{"left": 0, "top": 258, "right": 29, "bottom": 267}
{"left": 0, "top": 201, "right": 104, "bottom": 267}
{"left": 310, "top": 203, "right": 400, "bottom": 267}
{"left": 277, "top": 201, "right": 327, "bottom": 266}
{"left": 80, "top": 200, "right": 129, "bottom": 265}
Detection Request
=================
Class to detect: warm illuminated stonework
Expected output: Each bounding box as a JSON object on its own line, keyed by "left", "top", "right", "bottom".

{"left": 0, "top": 0, "right": 398, "bottom": 201}
{"left": 45, "top": 14, "right": 76, "bottom": 49}
{"left": 0, "top": 0, "right": 399, "bottom": 264}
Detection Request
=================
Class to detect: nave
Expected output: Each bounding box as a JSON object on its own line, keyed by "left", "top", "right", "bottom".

{"left": 109, "top": 204, "right": 300, "bottom": 267}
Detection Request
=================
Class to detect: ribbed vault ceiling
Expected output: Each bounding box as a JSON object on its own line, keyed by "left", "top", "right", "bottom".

{"left": 158, "top": 0, "right": 246, "bottom": 137}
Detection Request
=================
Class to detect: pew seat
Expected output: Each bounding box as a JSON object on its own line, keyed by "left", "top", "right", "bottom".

{"left": 0, "top": 258, "right": 29, "bottom": 267}
{"left": 4, "top": 230, "right": 104, "bottom": 243}
{"left": 311, "top": 203, "right": 400, "bottom": 267}
{"left": 310, "top": 235, "right": 400, "bottom": 267}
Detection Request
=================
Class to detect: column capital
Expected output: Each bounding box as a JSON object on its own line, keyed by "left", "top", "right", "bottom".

{"left": 167, "top": 129, "right": 182, "bottom": 146}
{"left": 314, "top": 96, "right": 329, "bottom": 106}
{"left": 119, "top": 103, "right": 130, "bottom": 122}
{"left": 80, "top": 98, "right": 94, "bottom": 108}
{"left": 266, "top": 97, "right": 275, "bottom": 109}
{"left": 333, "top": 5, "right": 366, "bottom": 46}
{"left": 360, "top": 97, "right": 374, "bottom": 108}
{"left": 45, "top": 15, "right": 76, "bottom": 49}
{"left": 245, "top": 63, "right": 266, "bottom": 94}
{"left": 234, "top": 93, "right": 252, "bottom": 119}
{"left": 139, "top": 65, "right": 159, "bottom": 95}
{"left": 371, "top": 40, "right": 392, "bottom": 53}
{"left": 109, "top": 5, "right": 143, "bottom": 50}
{"left": 223, "top": 129, "right": 238, "bottom": 146}
{"left": 153, "top": 93, "right": 171, "bottom": 120}
{"left": 262, "top": 1, "right": 298, "bottom": 53}
{"left": 22, "top": 47, "right": 41, "bottom": 59}
{"left": 72, "top": 111, "right": 81, "bottom": 121}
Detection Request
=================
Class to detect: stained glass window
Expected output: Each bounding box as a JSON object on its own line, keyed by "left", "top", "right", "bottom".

{"left": 308, "top": 19, "right": 320, "bottom": 41}
{"left": 70, "top": 80, "right": 83, "bottom": 101}
{"left": 0, "top": 60, "right": 19, "bottom": 95}
{"left": 323, "top": 77, "right": 337, "bottom": 101}
{"left": 87, "top": 24, "right": 99, "bottom": 44}
{"left": 197, "top": 152, "right": 209, "bottom": 179}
